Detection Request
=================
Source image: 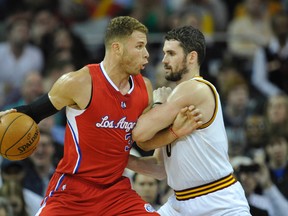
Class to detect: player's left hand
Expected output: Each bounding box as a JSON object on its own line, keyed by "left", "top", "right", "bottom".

{"left": 171, "top": 105, "right": 203, "bottom": 138}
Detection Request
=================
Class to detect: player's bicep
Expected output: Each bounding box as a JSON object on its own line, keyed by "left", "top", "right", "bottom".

{"left": 169, "top": 81, "right": 215, "bottom": 124}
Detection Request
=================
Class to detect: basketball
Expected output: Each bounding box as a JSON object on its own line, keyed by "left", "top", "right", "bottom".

{"left": 0, "top": 112, "right": 40, "bottom": 161}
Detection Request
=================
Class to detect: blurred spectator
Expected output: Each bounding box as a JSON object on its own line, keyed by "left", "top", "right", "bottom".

{"left": 129, "top": 0, "right": 167, "bottom": 33}
{"left": 0, "top": 0, "right": 28, "bottom": 21}
{"left": 160, "top": 5, "right": 226, "bottom": 86}
{"left": 251, "top": 11, "right": 288, "bottom": 97}
{"left": 227, "top": 0, "right": 273, "bottom": 79}
{"left": 232, "top": 155, "right": 288, "bottom": 216}
{"left": 132, "top": 173, "right": 161, "bottom": 210}
{"left": 234, "top": 0, "right": 283, "bottom": 18}
{"left": 30, "top": 8, "right": 61, "bottom": 68}
{"left": 180, "top": 0, "right": 229, "bottom": 32}
{"left": 218, "top": 68, "right": 256, "bottom": 156}
{"left": 222, "top": 0, "right": 243, "bottom": 21}
{"left": 58, "top": 0, "right": 129, "bottom": 61}
{"left": 46, "top": 26, "right": 91, "bottom": 72}
{"left": 264, "top": 94, "right": 288, "bottom": 135}
{"left": 1, "top": 160, "right": 26, "bottom": 188}
{"left": 244, "top": 114, "right": 267, "bottom": 157}
{"left": 23, "top": 129, "right": 56, "bottom": 197}
{"left": 2, "top": 72, "right": 44, "bottom": 109}
{"left": 0, "top": 180, "right": 29, "bottom": 216}
{"left": 0, "top": 15, "right": 44, "bottom": 107}
{"left": 168, "top": 1, "right": 214, "bottom": 37}
{"left": 58, "top": 0, "right": 130, "bottom": 24}
{"left": 283, "top": 0, "right": 288, "bottom": 12}
{"left": 38, "top": 116, "right": 65, "bottom": 153}
{"left": 22, "top": 0, "right": 58, "bottom": 12}
{"left": 264, "top": 131, "right": 288, "bottom": 199}
{"left": 0, "top": 159, "right": 43, "bottom": 216}
{"left": 0, "top": 197, "right": 13, "bottom": 216}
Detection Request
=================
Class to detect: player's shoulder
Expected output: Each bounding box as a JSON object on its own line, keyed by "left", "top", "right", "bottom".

{"left": 174, "top": 78, "right": 211, "bottom": 94}
{"left": 68, "top": 66, "right": 90, "bottom": 78}
{"left": 142, "top": 76, "right": 152, "bottom": 85}
{"left": 57, "top": 66, "right": 91, "bottom": 87}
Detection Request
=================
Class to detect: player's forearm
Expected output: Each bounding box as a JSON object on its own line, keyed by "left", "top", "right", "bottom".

{"left": 135, "top": 127, "right": 177, "bottom": 151}
{"left": 127, "top": 155, "right": 166, "bottom": 180}
{"left": 14, "top": 93, "right": 59, "bottom": 123}
{"left": 132, "top": 104, "right": 177, "bottom": 143}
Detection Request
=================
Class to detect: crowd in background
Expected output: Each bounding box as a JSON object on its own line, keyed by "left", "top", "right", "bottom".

{"left": 0, "top": 0, "right": 287, "bottom": 215}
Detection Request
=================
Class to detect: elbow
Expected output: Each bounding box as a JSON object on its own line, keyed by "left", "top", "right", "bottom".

{"left": 132, "top": 128, "right": 155, "bottom": 151}
{"left": 154, "top": 168, "right": 167, "bottom": 181}
{"left": 132, "top": 130, "right": 149, "bottom": 147}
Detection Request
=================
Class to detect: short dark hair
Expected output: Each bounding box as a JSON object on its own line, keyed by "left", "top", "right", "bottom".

{"left": 104, "top": 16, "right": 148, "bottom": 46}
{"left": 165, "top": 26, "right": 206, "bottom": 66}
{"left": 1, "top": 159, "right": 24, "bottom": 174}
{"left": 264, "top": 131, "right": 288, "bottom": 147}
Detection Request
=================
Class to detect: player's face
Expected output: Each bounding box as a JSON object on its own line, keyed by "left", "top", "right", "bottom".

{"left": 121, "top": 31, "right": 149, "bottom": 75}
{"left": 30, "top": 134, "right": 55, "bottom": 167}
{"left": 133, "top": 174, "right": 158, "bottom": 203}
{"left": 162, "top": 40, "right": 189, "bottom": 82}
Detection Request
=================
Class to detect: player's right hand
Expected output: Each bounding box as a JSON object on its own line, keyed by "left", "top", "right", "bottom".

{"left": 171, "top": 105, "right": 203, "bottom": 138}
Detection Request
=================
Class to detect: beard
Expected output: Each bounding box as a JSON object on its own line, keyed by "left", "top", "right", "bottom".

{"left": 165, "top": 61, "right": 189, "bottom": 82}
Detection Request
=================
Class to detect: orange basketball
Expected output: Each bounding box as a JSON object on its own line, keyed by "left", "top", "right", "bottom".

{"left": 0, "top": 112, "right": 40, "bottom": 161}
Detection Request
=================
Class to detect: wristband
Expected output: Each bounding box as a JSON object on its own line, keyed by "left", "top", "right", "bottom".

{"left": 169, "top": 127, "right": 179, "bottom": 139}
{"left": 14, "top": 93, "right": 58, "bottom": 123}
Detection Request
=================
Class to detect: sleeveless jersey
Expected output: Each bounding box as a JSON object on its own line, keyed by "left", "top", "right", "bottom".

{"left": 56, "top": 62, "right": 149, "bottom": 185}
{"left": 162, "top": 77, "right": 234, "bottom": 190}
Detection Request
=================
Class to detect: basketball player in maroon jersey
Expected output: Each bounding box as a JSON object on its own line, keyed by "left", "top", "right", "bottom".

{"left": 0, "top": 16, "right": 202, "bottom": 215}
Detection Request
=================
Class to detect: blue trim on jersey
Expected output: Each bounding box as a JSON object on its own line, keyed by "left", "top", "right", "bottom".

{"left": 68, "top": 119, "right": 82, "bottom": 174}
{"left": 42, "top": 174, "right": 66, "bottom": 206}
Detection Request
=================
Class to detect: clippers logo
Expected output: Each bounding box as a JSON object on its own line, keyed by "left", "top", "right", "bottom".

{"left": 144, "top": 204, "right": 156, "bottom": 213}
{"left": 61, "top": 184, "right": 66, "bottom": 191}
{"left": 121, "top": 101, "right": 126, "bottom": 109}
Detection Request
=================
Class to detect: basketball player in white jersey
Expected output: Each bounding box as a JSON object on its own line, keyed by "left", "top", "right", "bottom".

{"left": 128, "top": 26, "right": 251, "bottom": 215}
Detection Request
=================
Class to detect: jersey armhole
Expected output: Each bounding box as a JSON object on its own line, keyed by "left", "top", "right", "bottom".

{"left": 193, "top": 79, "right": 218, "bottom": 129}
{"left": 85, "top": 79, "right": 93, "bottom": 109}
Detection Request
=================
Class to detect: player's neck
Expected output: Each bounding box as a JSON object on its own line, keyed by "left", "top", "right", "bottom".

{"left": 178, "top": 69, "right": 200, "bottom": 84}
{"left": 102, "top": 59, "right": 131, "bottom": 93}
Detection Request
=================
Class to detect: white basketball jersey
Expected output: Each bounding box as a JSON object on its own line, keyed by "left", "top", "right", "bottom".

{"left": 162, "top": 77, "right": 233, "bottom": 190}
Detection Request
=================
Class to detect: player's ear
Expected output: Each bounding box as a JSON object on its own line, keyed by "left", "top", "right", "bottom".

{"left": 111, "top": 41, "right": 123, "bottom": 56}
{"left": 188, "top": 51, "right": 198, "bottom": 65}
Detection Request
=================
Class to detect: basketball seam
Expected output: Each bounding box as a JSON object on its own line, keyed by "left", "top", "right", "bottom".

{"left": 4, "top": 115, "right": 36, "bottom": 157}
{"left": 0, "top": 114, "right": 25, "bottom": 154}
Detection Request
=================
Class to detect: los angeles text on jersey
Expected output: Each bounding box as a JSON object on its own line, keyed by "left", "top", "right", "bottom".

{"left": 96, "top": 116, "right": 137, "bottom": 132}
